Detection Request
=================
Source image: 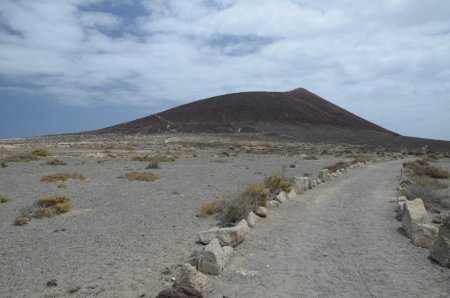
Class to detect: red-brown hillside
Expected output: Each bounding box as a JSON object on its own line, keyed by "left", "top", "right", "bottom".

{"left": 93, "top": 88, "right": 393, "bottom": 135}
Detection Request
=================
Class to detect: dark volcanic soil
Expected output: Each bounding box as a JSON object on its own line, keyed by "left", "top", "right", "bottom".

{"left": 92, "top": 88, "right": 392, "bottom": 135}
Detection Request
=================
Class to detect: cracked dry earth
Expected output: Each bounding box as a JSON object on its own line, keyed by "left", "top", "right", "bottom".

{"left": 210, "top": 160, "right": 450, "bottom": 298}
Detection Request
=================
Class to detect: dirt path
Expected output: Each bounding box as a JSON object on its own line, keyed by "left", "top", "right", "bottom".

{"left": 212, "top": 160, "right": 450, "bottom": 297}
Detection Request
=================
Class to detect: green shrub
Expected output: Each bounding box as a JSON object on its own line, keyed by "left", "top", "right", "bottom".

{"left": 31, "top": 149, "right": 53, "bottom": 157}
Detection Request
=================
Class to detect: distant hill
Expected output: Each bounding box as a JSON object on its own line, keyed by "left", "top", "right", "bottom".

{"left": 93, "top": 88, "right": 393, "bottom": 135}
{"left": 88, "top": 88, "right": 450, "bottom": 151}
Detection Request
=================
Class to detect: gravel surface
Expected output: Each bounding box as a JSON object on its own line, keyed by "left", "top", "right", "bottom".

{"left": 0, "top": 154, "right": 337, "bottom": 297}
{"left": 210, "top": 160, "right": 450, "bottom": 297}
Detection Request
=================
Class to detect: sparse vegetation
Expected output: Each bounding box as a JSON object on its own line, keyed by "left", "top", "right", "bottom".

{"left": 304, "top": 154, "right": 318, "bottom": 160}
{"left": 0, "top": 195, "right": 8, "bottom": 203}
{"left": 1, "top": 162, "right": 7, "bottom": 168}
{"left": 243, "top": 182, "right": 270, "bottom": 207}
{"left": 404, "top": 184, "right": 440, "bottom": 209}
{"left": 40, "top": 172, "right": 86, "bottom": 183}
{"left": 132, "top": 154, "right": 177, "bottom": 162}
{"left": 46, "top": 279, "right": 58, "bottom": 287}
{"left": 35, "top": 195, "right": 72, "bottom": 217}
{"left": 68, "top": 287, "right": 80, "bottom": 294}
{"left": 264, "top": 173, "right": 292, "bottom": 195}
{"left": 351, "top": 156, "right": 372, "bottom": 164}
{"left": 31, "top": 149, "right": 53, "bottom": 157}
{"left": 47, "top": 158, "right": 67, "bottom": 165}
{"left": 119, "top": 171, "right": 162, "bottom": 182}
{"left": 403, "top": 160, "right": 450, "bottom": 179}
{"left": 146, "top": 160, "right": 160, "bottom": 169}
{"left": 210, "top": 159, "right": 228, "bottom": 163}
{"left": 220, "top": 193, "right": 254, "bottom": 223}
{"left": 14, "top": 216, "right": 29, "bottom": 226}
{"left": 324, "top": 161, "right": 350, "bottom": 172}
{"left": 198, "top": 197, "right": 225, "bottom": 217}
{"left": 412, "top": 175, "right": 448, "bottom": 190}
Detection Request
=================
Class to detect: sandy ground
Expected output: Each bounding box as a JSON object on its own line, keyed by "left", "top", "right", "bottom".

{"left": 210, "top": 160, "right": 450, "bottom": 297}
{"left": 0, "top": 151, "right": 339, "bottom": 297}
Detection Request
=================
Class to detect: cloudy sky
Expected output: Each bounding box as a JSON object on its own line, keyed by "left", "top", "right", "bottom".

{"left": 0, "top": 0, "right": 449, "bottom": 140}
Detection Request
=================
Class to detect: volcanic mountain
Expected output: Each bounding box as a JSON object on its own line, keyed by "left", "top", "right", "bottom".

{"left": 94, "top": 88, "right": 393, "bottom": 136}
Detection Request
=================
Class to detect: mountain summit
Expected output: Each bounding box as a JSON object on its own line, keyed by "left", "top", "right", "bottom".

{"left": 94, "top": 88, "right": 392, "bottom": 135}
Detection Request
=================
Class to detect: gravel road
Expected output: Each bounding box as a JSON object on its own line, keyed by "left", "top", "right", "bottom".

{"left": 211, "top": 160, "right": 450, "bottom": 297}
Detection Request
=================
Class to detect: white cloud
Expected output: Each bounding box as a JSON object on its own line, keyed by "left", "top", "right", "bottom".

{"left": 0, "top": 0, "right": 449, "bottom": 139}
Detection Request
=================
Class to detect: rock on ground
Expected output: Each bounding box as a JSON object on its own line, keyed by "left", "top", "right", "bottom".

{"left": 319, "top": 169, "right": 330, "bottom": 182}
{"left": 287, "top": 189, "right": 297, "bottom": 200}
{"left": 175, "top": 264, "right": 212, "bottom": 298}
{"left": 155, "top": 285, "right": 201, "bottom": 298}
{"left": 402, "top": 198, "right": 437, "bottom": 248}
{"left": 430, "top": 213, "right": 450, "bottom": 267}
{"left": 247, "top": 211, "right": 258, "bottom": 228}
{"left": 198, "top": 219, "right": 250, "bottom": 247}
{"left": 254, "top": 206, "right": 267, "bottom": 218}
{"left": 197, "top": 238, "right": 233, "bottom": 276}
{"left": 275, "top": 191, "right": 287, "bottom": 203}
{"left": 266, "top": 200, "right": 280, "bottom": 208}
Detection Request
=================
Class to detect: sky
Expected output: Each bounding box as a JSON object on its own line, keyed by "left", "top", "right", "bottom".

{"left": 0, "top": 0, "right": 449, "bottom": 140}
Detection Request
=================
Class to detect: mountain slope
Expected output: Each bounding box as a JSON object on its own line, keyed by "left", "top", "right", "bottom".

{"left": 94, "top": 88, "right": 393, "bottom": 135}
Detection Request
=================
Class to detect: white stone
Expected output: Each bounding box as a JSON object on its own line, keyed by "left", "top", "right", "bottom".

{"left": 246, "top": 211, "right": 258, "bottom": 228}
{"left": 175, "top": 264, "right": 212, "bottom": 297}
{"left": 197, "top": 238, "right": 233, "bottom": 275}
{"left": 266, "top": 200, "right": 280, "bottom": 208}
{"left": 402, "top": 198, "right": 437, "bottom": 248}
{"left": 254, "top": 206, "right": 267, "bottom": 218}
{"left": 287, "top": 189, "right": 297, "bottom": 200}
{"left": 319, "top": 169, "right": 330, "bottom": 182}
{"left": 275, "top": 191, "right": 288, "bottom": 203}
{"left": 198, "top": 219, "right": 250, "bottom": 247}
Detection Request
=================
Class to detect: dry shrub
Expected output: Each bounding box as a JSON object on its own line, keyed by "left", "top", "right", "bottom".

{"left": 404, "top": 184, "right": 440, "bottom": 209}
{"left": 198, "top": 197, "right": 225, "bottom": 217}
{"left": 36, "top": 195, "right": 72, "bottom": 217}
{"left": 412, "top": 175, "right": 448, "bottom": 190}
{"left": 119, "top": 171, "right": 162, "bottom": 182}
{"left": 31, "top": 149, "right": 53, "bottom": 157}
{"left": 404, "top": 161, "right": 450, "bottom": 179}
{"left": 1, "top": 162, "right": 7, "bottom": 168}
{"left": 14, "top": 216, "right": 29, "bottom": 226}
{"left": 351, "top": 156, "right": 372, "bottom": 164}
{"left": 146, "top": 160, "right": 160, "bottom": 169}
{"left": 264, "top": 173, "right": 292, "bottom": 195}
{"left": 41, "top": 172, "right": 86, "bottom": 183}
{"left": 243, "top": 182, "right": 270, "bottom": 207}
{"left": 220, "top": 193, "right": 254, "bottom": 224}
{"left": 132, "top": 155, "right": 177, "bottom": 162}
{"left": 0, "top": 195, "right": 8, "bottom": 203}
{"left": 324, "top": 161, "right": 350, "bottom": 172}
{"left": 304, "top": 155, "right": 318, "bottom": 160}
{"left": 47, "top": 158, "right": 67, "bottom": 165}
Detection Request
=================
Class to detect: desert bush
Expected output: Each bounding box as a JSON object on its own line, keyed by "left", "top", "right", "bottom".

{"left": 132, "top": 154, "right": 177, "bottom": 162}
{"left": 425, "top": 166, "right": 450, "bottom": 179}
{"left": 198, "top": 197, "right": 225, "bottom": 217}
{"left": 412, "top": 175, "right": 448, "bottom": 190}
{"left": 1, "top": 162, "right": 7, "bottom": 168}
{"left": 119, "top": 171, "right": 162, "bottom": 182}
{"left": 14, "top": 216, "right": 29, "bottom": 226}
{"left": 220, "top": 193, "right": 254, "bottom": 224}
{"left": 35, "top": 195, "right": 71, "bottom": 217}
{"left": 264, "top": 173, "right": 292, "bottom": 195}
{"left": 244, "top": 182, "right": 270, "bottom": 207}
{"left": 351, "top": 156, "right": 372, "bottom": 164}
{"left": 0, "top": 195, "right": 9, "bottom": 203}
{"left": 41, "top": 172, "right": 86, "bottom": 183}
{"left": 304, "top": 154, "right": 318, "bottom": 160}
{"left": 31, "top": 149, "right": 52, "bottom": 157}
{"left": 324, "top": 161, "right": 350, "bottom": 172}
{"left": 47, "top": 158, "right": 67, "bottom": 165}
{"left": 146, "top": 160, "right": 160, "bottom": 169}
{"left": 404, "top": 184, "right": 440, "bottom": 209}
